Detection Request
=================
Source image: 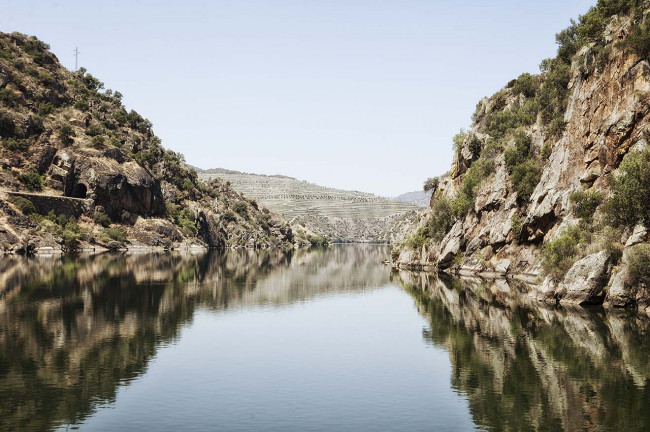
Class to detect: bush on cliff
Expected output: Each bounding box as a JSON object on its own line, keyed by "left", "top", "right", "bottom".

{"left": 17, "top": 170, "right": 43, "bottom": 191}
{"left": 603, "top": 148, "right": 650, "bottom": 227}
{"left": 10, "top": 196, "right": 36, "bottom": 215}
{"left": 504, "top": 132, "right": 542, "bottom": 202}
{"left": 570, "top": 190, "right": 603, "bottom": 222}
{"left": 541, "top": 226, "right": 582, "bottom": 279}
{"left": 405, "top": 198, "right": 454, "bottom": 250}
{"left": 423, "top": 177, "right": 439, "bottom": 192}
{"left": 626, "top": 244, "right": 650, "bottom": 286}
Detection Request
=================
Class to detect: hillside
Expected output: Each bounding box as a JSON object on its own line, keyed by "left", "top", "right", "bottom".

{"left": 392, "top": 190, "right": 432, "bottom": 207}
{"left": 197, "top": 168, "right": 417, "bottom": 243}
{"left": 0, "top": 32, "right": 301, "bottom": 253}
{"left": 394, "top": 0, "right": 650, "bottom": 310}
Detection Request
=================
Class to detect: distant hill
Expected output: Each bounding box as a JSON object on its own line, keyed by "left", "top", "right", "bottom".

{"left": 197, "top": 168, "right": 417, "bottom": 243}
{"left": 392, "top": 190, "right": 432, "bottom": 207}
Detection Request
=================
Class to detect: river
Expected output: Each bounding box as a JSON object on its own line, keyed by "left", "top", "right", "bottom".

{"left": 0, "top": 245, "right": 648, "bottom": 431}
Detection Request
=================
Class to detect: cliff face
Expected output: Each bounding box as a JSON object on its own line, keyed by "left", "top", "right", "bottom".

{"left": 394, "top": 1, "right": 650, "bottom": 309}
{"left": 0, "top": 32, "right": 299, "bottom": 252}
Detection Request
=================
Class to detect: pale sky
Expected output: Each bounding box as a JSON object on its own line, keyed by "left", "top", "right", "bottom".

{"left": 3, "top": 0, "right": 595, "bottom": 196}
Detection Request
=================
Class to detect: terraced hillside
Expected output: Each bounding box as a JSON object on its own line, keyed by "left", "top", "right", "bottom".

{"left": 198, "top": 168, "right": 417, "bottom": 243}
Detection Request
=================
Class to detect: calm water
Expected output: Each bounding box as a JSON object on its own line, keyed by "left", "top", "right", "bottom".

{"left": 0, "top": 246, "right": 649, "bottom": 431}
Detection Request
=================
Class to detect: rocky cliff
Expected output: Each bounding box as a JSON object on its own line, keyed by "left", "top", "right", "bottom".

{"left": 0, "top": 32, "right": 302, "bottom": 253}
{"left": 394, "top": 0, "right": 650, "bottom": 310}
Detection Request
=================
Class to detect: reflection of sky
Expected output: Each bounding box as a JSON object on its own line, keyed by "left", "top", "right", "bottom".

{"left": 58, "top": 287, "right": 477, "bottom": 432}
{"left": 4, "top": 0, "right": 594, "bottom": 196}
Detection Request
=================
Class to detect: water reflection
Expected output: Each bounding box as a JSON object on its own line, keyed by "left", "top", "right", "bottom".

{"left": 0, "top": 245, "right": 390, "bottom": 431}
{"left": 394, "top": 271, "right": 650, "bottom": 432}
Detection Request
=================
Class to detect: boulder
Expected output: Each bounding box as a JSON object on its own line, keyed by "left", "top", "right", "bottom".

{"left": 558, "top": 251, "right": 611, "bottom": 305}
{"left": 438, "top": 221, "right": 464, "bottom": 268}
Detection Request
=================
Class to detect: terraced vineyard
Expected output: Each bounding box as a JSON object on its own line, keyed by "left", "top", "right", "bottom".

{"left": 197, "top": 168, "right": 417, "bottom": 243}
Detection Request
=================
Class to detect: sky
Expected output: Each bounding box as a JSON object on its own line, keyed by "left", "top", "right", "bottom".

{"left": 3, "top": 0, "right": 596, "bottom": 197}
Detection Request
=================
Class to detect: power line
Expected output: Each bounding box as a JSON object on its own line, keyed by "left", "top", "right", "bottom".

{"left": 74, "top": 47, "right": 79, "bottom": 71}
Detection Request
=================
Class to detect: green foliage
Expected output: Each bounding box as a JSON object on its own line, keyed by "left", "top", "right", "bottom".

{"left": 61, "top": 220, "right": 82, "bottom": 251}
{"left": 307, "top": 234, "right": 329, "bottom": 246}
{"left": 484, "top": 105, "right": 536, "bottom": 140}
{"left": 537, "top": 59, "right": 571, "bottom": 127}
{"left": 626, "top": 244, "right": 650, "bottom": 286}
{"left": 504, "top": 132, "right": 542, "bottom": 202}
{"left": 232, "top": 201, "right": 248, "bottom": 218}
{"left": 166, "top": 204, "right": 197, "bottom": 236}
{"left": 511, "top": 212, "right": 524, "bottom": 239}
{"left": 59, "top": 124, "right": 75, "bottom": 146}
{"left": 103, "top": 227, "right": 127, "bottom": 242}
{"left": 405, "top": 198, "right": 454, "bottom": 250}
{"left": 0, "top": 88, "right": 18, "bottom": 107}
{"left": 3, "top": 138, "right": 28, "bottom": 152}
{"left": 423, "top": 177, "right": 439, "bottom": 192}
{"left": 541, "top": 142, "right": 552, "bottom": 159}
{"left": 619, "top": 20, "right": 650, "bottom": 58}
{"left": 91, "top": 135, "right": 105, "bottom": 147}
{"left": 17, "top": 170, "right": 43, "bottom": 191}
{"left": 93, "top": 211, "right": 112, "bottom": 227}
{"left": 86, "top": 123, "right": 103, "bottom": 137}
{"left": 541, "top": 226, "right": 582, "bottom": 279}
{"left": 510, "top": 73, "right": 539, "bottom": 98}
{"left": 510, "top": 160, "right": 542, "bottom": 202}
{"left": 603, "top": 148, "right": 650, "bottom": 227}
{"left": 455, "top": 157, "right": 495, "bottom": 217}
{"left": 0, "top": 109, "right": 17, "bottom": 138}
{"left": 570, "top": 190, "right": 603, "bottom": 221}
{"left": 10, "top": 196, "right": 36, "bottom": 215}
{"left": 452, "top": 129, "right": 467, "bottom": 153}
{"left": 222, "top": 210, "right": 238, "bottom": 223}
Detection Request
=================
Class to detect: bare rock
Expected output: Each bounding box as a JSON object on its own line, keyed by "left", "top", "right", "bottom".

{"left": 438, "top": 221, "right": 464, "bottom": 268}
{"left": 558, "top": 251, "right": 611, "bottom": 305}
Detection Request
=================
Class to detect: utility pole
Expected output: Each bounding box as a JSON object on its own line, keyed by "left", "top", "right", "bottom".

{"left": 74, "top": 47, "right": 79, "bottom": 71}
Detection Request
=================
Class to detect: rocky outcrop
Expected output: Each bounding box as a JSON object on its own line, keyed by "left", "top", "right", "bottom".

{"left": 48, "top": 148, "right": 165, "bottom": 219}
{"left": 393, "top": 4, "right": 650, "bottom": 309}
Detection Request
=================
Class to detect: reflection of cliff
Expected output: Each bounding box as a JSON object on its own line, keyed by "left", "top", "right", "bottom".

{"left": 394, "top": 271, "right": 650, "bottom": 431}
{"left": 0, "top": 246, "right": 390, "bottom": 431}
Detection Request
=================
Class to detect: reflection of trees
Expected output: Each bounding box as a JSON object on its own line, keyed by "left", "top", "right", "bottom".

{"left": 394, "top": 271, "right": 650, "bottom": 432}
{"left": 0, "top": 245, "right": 390, "bottom": 431}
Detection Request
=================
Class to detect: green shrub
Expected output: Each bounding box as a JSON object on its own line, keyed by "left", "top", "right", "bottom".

{"left": 232, "top": 201, "right": 248, "bottom": 218}
{"left": 103, "top": 227, "right": 127, "bottom": 242}
{"left": 626, "top": 244, "right": 650, "bottom": 286}
{"left": 59, "top": 124, "right": 75, "bottom": 145}
{"left": 86, "top": 123, "right": 103, "bottom": 136}
{"left": 10, "top": 196, "right": 36, "bottom": 215}
{"left": 0, "top": 109, "right": 17, "bottom": 138}
{"left": 3, "top": 138, "right": 29, "bottom": 152}
{"left": 510, "top": 73, "right": 539, "bottom": 98}
{"left": 511, "top": 212, "right": 524, "bottom": 239}
{"left": 0, "top": 88, "right": 18, "bottom": 107}
{"left": 307, "top": 234, "right": 329, "bottom": 246}
{"left": 222, "top": 210, "right": 238, "bottom": 223}
{"left": 91, "top": 135, "right": 105, "bottom": 147}
{"left": 17, "top": 170, "right": 43, "bottom": 191}
{"left": 61, "top": 221, "right": 82, "bottom": 251}
{"left": 176, "top": 208, "right": 198, "bottom": 236}
{"left": 603, "top": 148, "right": 650, "bottom": 227}
{"left": 620, "top": 20, "right": 650, "bottom": 58}
{"left": 93, "top": 211, "right": 112, "bottom": 227}
{"left": 423, "top": 177, "right": 439, "bottom": 192}
{"left": 509, "top": 159, "right": 542, "bottom": 202}
{"left": 452, "top": 129, "right": 467, "bottom": 153}
{"left": 504, "top": 132, "right": 542, "bottom": 201}
{"left": 405, "top": 198, "right": 454, "bottom": 250}
{"left": 570, "top": 190, "right": 603, "bottom": 221}
{"left": 541, "top": 226, "right": 582, "bottom": 279}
